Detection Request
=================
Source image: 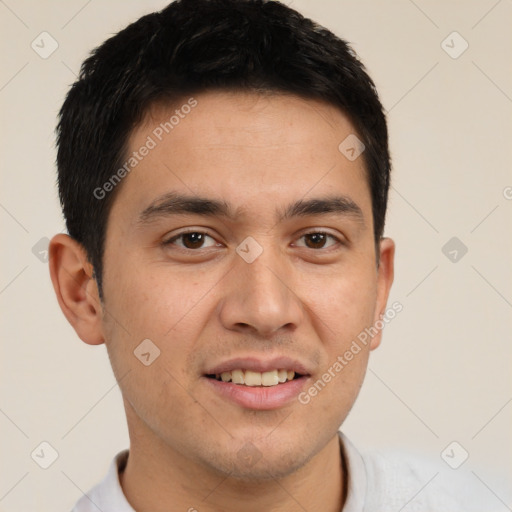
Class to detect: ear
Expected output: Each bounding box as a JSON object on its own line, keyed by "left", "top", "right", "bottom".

{"left": 369, "top": 237, "right": 395, "bottom": 350}
{"left": 49, "top": 233, "right": 105, "bottom": 345}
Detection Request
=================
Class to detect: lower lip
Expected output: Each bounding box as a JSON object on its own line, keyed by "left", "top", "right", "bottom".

{"left": 203, "top": 376, "right": 309, "bottom": 410}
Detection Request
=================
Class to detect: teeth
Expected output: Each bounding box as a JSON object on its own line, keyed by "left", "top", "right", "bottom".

{"left": 261, "top": 370, "right": 279, "bottom": 387}
{"left": 244, "top": 371, "right": 262, "bottom": 386}
{"left": 214, "top": 368, "right": 298, "bottom": 386}
{"left": 231, "top": 369, "right": 245, "bottom": 384}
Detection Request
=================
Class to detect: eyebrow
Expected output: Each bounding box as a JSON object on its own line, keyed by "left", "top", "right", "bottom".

{"left": 137, "top": 192, "right": 365, "bottom": 226}
{"left": 280, "top": 196, "right": 364, "bottom": 224}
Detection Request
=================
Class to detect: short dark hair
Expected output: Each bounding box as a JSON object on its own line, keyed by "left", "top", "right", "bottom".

{"left": 56, "top": 0, "right": 390, "bottom": 295}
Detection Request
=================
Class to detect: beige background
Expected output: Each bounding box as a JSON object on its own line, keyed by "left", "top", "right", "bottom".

{"left": 1, "top": 1, "right": 511, "bottom": 510}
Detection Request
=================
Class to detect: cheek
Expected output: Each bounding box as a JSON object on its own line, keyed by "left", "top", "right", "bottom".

{"left": 101, "top": 271, "right": 204, "bottom": 435}
{"left": 302, "top": 265, "right": 377, "bottom": 407}
{"left": 304, "top": 265, "right": 378, "bottom": 340}
{"left": 104, "top": 260, "right": 210, "bottom": 340}
{"left": 101, "top": 260, "right": 226, "bottom": 410}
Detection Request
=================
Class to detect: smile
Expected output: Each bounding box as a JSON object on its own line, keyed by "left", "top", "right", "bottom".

{"left": 208, "top": 369, "right": 300, "bottom": 387}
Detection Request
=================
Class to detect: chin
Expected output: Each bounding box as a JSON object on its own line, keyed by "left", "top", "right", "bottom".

{"left": 228, "top": 450, "right": 310, "bottom": 482}
{"left": 201, "top": 435, "right": 315, "bottom": 482}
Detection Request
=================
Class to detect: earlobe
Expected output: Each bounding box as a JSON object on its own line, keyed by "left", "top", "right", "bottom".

{"left": 370, "top": 237, "right": 395, "bottom": 351}
{"left": 49, "top": 234, "right": 105, "bottom": 345}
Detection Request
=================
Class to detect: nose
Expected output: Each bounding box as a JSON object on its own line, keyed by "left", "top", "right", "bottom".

{"left": 218, "top": 246, "right": 304, "bottom": 338}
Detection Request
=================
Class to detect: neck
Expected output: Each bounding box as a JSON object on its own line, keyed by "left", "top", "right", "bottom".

{"left": 120, "top": 425, "right": 346, "bottom": 512}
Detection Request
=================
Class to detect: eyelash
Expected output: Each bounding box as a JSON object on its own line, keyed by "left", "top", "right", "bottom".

{"left": 163, "top": 230, "right": 343, "bottom": 251}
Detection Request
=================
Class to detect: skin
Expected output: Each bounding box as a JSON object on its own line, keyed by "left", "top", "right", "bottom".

{"left": 49, "top": 91, "right": 394, "bottom": 512}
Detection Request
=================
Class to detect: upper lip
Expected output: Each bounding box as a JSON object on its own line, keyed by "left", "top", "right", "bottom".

{"left": 205, "top": 356, "right": 312, "bottom": 376}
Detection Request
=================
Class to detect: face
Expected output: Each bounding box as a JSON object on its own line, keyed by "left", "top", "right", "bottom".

{"left": 98, "top": 91, "right": 393, "bottom": 480}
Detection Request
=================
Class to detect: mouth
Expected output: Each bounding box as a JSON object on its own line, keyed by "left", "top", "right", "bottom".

{"left": 202, "top": 358, "right": 311, "bottom": 410}
{"left": 206, "top": 369, "right": 303, "bottom": 387}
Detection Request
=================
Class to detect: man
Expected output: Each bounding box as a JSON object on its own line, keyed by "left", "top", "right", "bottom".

{"left": 49, "top": 0, "right": 490, "bottom": 510}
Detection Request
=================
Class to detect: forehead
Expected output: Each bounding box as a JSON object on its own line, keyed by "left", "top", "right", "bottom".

{"left": 111, "top": 91, "right": 371, "bottom": 225}
{"left": 142, "top": 91, "right": 359, "bottom": 155}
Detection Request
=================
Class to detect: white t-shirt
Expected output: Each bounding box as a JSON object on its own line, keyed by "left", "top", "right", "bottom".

{"left": 71, "top": 432, "right": 497, "bottom": 511}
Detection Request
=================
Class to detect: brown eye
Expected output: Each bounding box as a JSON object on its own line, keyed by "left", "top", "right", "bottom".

{"left": 165, "top": 231, "right": 217, "bottom": 250}
{"left": 181, "top": 232, "right": 206, "bottom": 249}
{"left": 304, "top": 233, "right": 327, "bottom": 249}
{"left": 297, "top": 232, "right": 339, "bottom": 250}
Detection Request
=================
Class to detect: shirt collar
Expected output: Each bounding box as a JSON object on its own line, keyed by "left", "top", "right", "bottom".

{"left": 338, "top": 431, "right": 367, "bottom": 512}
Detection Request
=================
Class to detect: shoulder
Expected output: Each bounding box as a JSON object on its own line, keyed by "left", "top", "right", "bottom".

{"left": 360, "top": 447, "right": 497, "bottom": 512}
{"left": 70, "top": 450, "right": 133, "bottom": 512}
